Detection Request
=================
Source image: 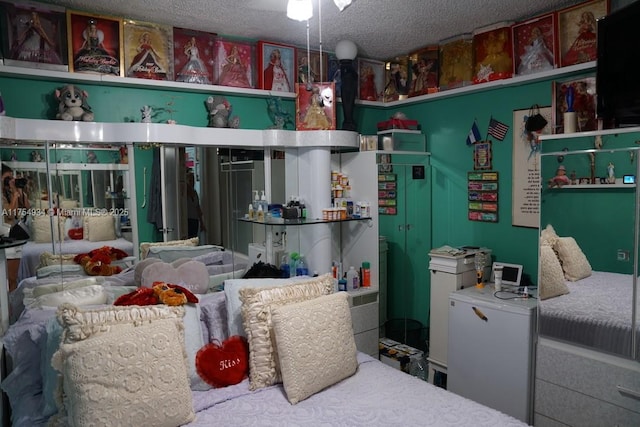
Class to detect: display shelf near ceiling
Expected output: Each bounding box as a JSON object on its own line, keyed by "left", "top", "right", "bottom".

{"left": 1, "top": 61, "right": 595, "bottom": 107}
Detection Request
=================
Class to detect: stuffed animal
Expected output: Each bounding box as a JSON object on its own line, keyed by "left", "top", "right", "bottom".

{"left": 205, "top": 95, "right": 239, "bottom": 128}
{"left": 55, "top": 84, "right": 95, "bottom": 121}
{"left": 113, "top": 281, "right": 198, "bottom": 306}
{"left": 73, "top": 246, "right": 129, "bottom": 276}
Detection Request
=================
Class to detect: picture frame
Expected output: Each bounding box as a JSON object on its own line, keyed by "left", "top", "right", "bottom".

{"left": 552, "top": 76, "right": 597, "bottom": 133}
{"left": 383, "top": 56, "right": 410, "bottom": 102}
{"left": 438, "top": 34, "right": 473, "bottom": 90}
{"left": 173, "top": 27, "right": 216, "bottom": 85}
{"left": 512, "top": 13, "right": 557, "bottom": 76}
{"left": 295, "top": 48, "right": 327, "bottom": 85}
{"left": 295, "top": 82, "right": 336, "bottom": 131}
{"left": 257, "top": 41, "right": 296, "bottom": 93}
{"left": 557, "top": 0, "right": 609, "bottom": 67}
{"left": 408, "top": 45, "right": 439, "bottom": 96}
{"left": 123, "top": 20, "right": 173, "bottom": 80}
{"left": 473, "top": 141, "right": 493, "bottom": 170}
{"left": 213, "top": 38, "right": 254, "bottom": 88}
{"left": 67, "top": 9, "right": 123, "bottom": 75}
{"left": 0, "top": 0, "right": 68, "bottom": 71}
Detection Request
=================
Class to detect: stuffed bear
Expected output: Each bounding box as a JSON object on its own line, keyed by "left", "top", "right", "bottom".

{"left": 113, "top": 281, "right": 198, "bottom": 306}
{"left": 55, "top": 84, "right": 95, "bottom": 121}
{"left": 73, "top": 246, "right": 128, "bottom": 276}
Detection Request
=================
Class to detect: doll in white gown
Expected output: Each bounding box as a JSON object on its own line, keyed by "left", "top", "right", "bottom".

{"left": 176, "top": 37, "right": 211, "bottom": 84}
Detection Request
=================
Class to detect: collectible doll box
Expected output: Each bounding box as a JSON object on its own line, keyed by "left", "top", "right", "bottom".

{"left": 472, "top": 21, "right": 514, "bottom": 84}
{"left": 438, "top": 33, "right": 474, "bottom": 90}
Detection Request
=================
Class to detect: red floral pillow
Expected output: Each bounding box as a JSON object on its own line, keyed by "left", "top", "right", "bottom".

{"left": 196, "top": 336, "right": 249, "bottom": 388}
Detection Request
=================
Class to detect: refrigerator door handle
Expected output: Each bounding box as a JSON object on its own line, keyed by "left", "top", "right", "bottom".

{"left": 472, "top": 306, "right": 488, "bottom": 321}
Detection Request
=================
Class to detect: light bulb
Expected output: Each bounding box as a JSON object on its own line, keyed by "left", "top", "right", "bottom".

{"left": 335, "top": 40, "right": 357, "bottom": 60}
{"left": 287, "top": 0, "right": 313, "bottom": 21}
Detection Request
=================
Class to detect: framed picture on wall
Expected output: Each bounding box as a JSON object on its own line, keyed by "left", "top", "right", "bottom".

{"left": 295, "top": 82, "right": 336, "bottom": 131}
{"left": 173, "top": 27, "right": 216, "bottom": 85}
{"left": 358, "top": 58, "right": 385, "bottom": 101}
{"left": 67, "top": 9, "right": 123, "bottom": 75}
{"left": 295, "top": 48, "right": 327, "bottom": 85}
{"left": 512, "top": 13, "right": 557, "bottom": 76}
{"left": 257, "top": 40, "right": 295, "bottom": 92}
{"left": 552, "top": 76, "right": 597, "bottom": 133}
{"left": 557, "top": 0, "right": 609, "bottom": 67}
{"left": 214, "top": 38, "right": 254, "bottom": 88}
{"left": 123, "top": 20, "right": 173, "bottom": 80}
{"left": 0, "top": 0, "right": 68, "bottom": 71}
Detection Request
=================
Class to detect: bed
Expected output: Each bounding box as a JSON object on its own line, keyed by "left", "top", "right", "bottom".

{"left": 539, "top": 270, "right": 640, "bottom": 358}
{"left": 17, "top": 238, "right": 135, "bottom": 283}
{"left": 1, "top": 275, "right": 527, "bottom": 427}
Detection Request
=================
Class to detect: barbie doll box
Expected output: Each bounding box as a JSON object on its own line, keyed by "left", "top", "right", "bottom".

{"left": 438, "top": 33, "right": 474, "bottom": 90}
{"left": 472, "top": 22, "right": 514, "bottom": 84}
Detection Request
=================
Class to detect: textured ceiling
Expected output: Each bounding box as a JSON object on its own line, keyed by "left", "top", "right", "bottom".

{"left": 41, "top": 0, "right": 588, "bottom": 60}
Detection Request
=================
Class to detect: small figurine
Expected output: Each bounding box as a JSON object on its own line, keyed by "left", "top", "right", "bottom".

{"left": 31, "top": 150, "right": 43, "bottom": 162}
{"left": 607, "top": 162, "right": 615, "bottom": 184}
{"left": 205, "top": 95, "right": 239, "bottom": 128}
{"left": 548, "top": 165, "right": 571, "bottom": 188}
{"left": 141, "top": 105, "right": 153, "bottom": 123}
{"left": 119, "top": 146, "right": 128, "bottom": 164}
{"left": 10, "top": 151, "right": 17, "bottom": 161}
{"left": 55, "top": 84, "right": 94, "bottom": 121}
{"left": 570, "top": 170, "right": 577, "bottom": 185}
{"left": 86, "top": 151, "right": 98, "bottom": 163}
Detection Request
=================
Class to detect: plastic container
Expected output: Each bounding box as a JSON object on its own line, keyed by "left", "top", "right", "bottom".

{"left": 248, "top": 203, "right": 254, "bottom": 220}
{"left": 361, "top": 261, "right": 371, "bottom": 287}
{"left": 296, "top": 254, "right": 309, "bottom": 276}
{"left": 346, "top": 266, "right": 359, "bottom": 290}
{"left": 338, "top": 279, "right": 347, "bottom": 292}
{"left": 280, "top": 253, "right": 290, "bottom": 278}
{"left": 289, "top": 252, "right": 300, "bottom": 277}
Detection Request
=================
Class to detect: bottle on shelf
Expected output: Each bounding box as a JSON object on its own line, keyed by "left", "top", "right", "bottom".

{"left": 257, "top": 204, "right": 264, "bottom": 221}
{"left": 289, "top": 252, "right": 300, "bottom": 277}
{"left": 296, "top": 254, "right": 309, "bottom": 276}
{"left": 346, "top": 266, "right": 359, "bottom": 290}
{"left": 248, "top": 203, "right": 255, "bottom": 220}
{"left": 280, "top": 253, "right": 290, "bottom": 278}
{"left": 361, "top": 261, "right": 371, "bottom": 287}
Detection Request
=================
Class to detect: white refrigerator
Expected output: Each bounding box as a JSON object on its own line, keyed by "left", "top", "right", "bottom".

{"left": 447, "top": 285, "right": 537, "bottom": 424}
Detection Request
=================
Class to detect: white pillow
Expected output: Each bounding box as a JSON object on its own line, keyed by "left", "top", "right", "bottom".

{"left": 32, "top": 215, "right": 64, "bottom": 243}
{"left": 84, "top": 215, "right": 116, "bottom": 242}
{"left": 272, "top": 292, "right": 358, "bottom": 404}
{"left": 32, "top": 277, "right": 104, "bottom": 298}
{"left": 539, "top": 245, "right": 569, "bottom": 300}
{"left": 555, "top": 236, "right": 592, "bottom": 281}
{"left": 32, "top": 284, "right": 107, "bottom": 308}
{"left": 140, "top": 237, "right": 199, "bottom": 259}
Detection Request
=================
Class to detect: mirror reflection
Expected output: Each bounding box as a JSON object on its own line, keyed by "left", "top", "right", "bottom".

{"left": 538, "top": 143, "right": 639, "bottom": 360}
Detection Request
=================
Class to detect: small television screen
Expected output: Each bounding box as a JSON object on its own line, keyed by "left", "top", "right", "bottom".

{"left": 597, "top": 1, "right": 640, "bottom": 127}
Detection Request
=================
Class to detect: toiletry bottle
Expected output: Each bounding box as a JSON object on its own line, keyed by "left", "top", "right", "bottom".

{"left": 296, "top": 254, "right": 309, "bottom": 276}
{"left": 280, "top": 253, "right": 290, "bottom": 278}
{"left": 361, "top": 261, "right": 371, "bottom": 287}
{"left": 248, "top": 203, "right": 254, "bottom": 220}
{"left": 346, "top": 266, "right": 359, "bottom": 290}
{"left": 257, "top": 204, "right": 264, "bottom": 221}
{"left": 289, "top": 252, "right": 299, "bottom": 277}
{"left": 260, "top": 190, "right": 267, "bottom": 213}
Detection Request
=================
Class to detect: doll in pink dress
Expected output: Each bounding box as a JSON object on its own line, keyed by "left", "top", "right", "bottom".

{"left": 218, "top": 45, "right": 251, "bottom": 88}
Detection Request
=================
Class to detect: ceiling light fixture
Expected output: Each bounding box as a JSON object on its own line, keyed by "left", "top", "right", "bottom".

{"left": 333, "top": 0, "right": 353, "bottom": 12}
{"left": 287, "top": 0, "right": 313, "bottom": 21}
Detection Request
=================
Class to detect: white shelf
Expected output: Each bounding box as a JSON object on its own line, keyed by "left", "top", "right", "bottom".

{"left": 0, "top": 116, "right": 359, "bottom": 148}
{"left": 1, "top": 61, "right": 596, "bottom": 107}
{"left": 377, "top": 129, "right": 422, "bottom": 135}
{"left": 550, "top": 183, "right": 635, "bottom": 189}
{"left": 539, "top": 126, "right": 640, "bottom": 141}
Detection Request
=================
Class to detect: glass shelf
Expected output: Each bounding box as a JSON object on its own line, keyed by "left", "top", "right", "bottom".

{"left": 238, "top": 216, "right": 372, "bottom": 226}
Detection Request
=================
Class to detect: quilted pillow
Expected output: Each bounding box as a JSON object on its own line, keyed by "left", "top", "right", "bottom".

{"left": 140, "top": 237, "right": 199, "bottom": 259}
{"left": 38, "top": 252, "right": 78, "bottom": 268}
{"left": 32, "top": 215, "right": 65, "bottom": 243}
{"left": 539, "top": 245, "right": 569, "bottom": 300}
{"left": 555, "top": 236, "right": 592, "bottom": 281}
{"left": 540, "top": 224, "right": 560, "bottom": 247}
{"left": 50, "top": 304, "right": 190, "bottom": 423}
{"left": 52, "top": 318, "right": 194, "bottom": 426}
{"left": 84, "top": 215, "right": 116, "bottom": 242}
{"left": 32, "top": 284, "right": 108, "bottom": 308}
{"left": 239, "top": 274, "right": 334, "bottom": 390}
{"left": 272, "top": 292, "right": 357, "bottom": 404}
{"left": 32, "top": 276, "right": 105, "bottom": 298}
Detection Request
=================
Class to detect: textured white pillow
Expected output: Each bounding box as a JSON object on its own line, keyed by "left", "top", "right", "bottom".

{"left": 239, "top": 274, "right": 334, "bottom": 390}
{"left": 540, "top": 224, "right": 560, "bottom": 247}
{"left": 539, "top": 245, "right": 570, "bottom": 300}
{"left": 140, "top": 237, "right": 199, "bottom": 259}
{"left": 555, "top": 236, "right": 592, "bottom": 281}
{"left": 32, "top": 215, "right": 64, "bottom": 243}
{"left": 33, "top": 284, "right": 107, "bottom": 308}
{"left": 38, "top": 252, "right": 78, "bottom": 268}
{"left": 272, "top": 292, "right": 358, "bottom": 404}
{"left": 32, "top": 277, "right": 104, "bottom": 299}
{"left": 85, "top": 215, "right": 116, "bottom": 242}
{"left": 52, "top": 318, "right": 195, "bottom": 427}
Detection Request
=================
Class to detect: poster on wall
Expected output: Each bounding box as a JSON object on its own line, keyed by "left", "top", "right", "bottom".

{"left": 512, "top": 106, "right": 552, "bottom": 228}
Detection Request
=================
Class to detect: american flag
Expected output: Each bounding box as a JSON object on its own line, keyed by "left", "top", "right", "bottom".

{"left": 487, "top": 117, "right": 509, "bottom": 141}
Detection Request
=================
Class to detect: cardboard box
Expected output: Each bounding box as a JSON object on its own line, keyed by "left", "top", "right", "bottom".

{"left": 379, "top": 338, "right": 424, "bottom": 374}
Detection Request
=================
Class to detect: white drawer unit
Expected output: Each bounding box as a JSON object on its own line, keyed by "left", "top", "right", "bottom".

{"left": 535, "top": 337, "right": 640, "bottom": 427}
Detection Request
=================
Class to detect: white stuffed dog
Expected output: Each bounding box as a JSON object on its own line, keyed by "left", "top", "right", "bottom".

{"left": 55, "top": 84, "right": 95, "bottom": 121}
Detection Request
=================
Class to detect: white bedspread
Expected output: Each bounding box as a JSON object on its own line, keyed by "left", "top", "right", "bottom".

{"left": 539, "top": 270, "right": 640, "bottom": 357}
{"left": 186, "top": 353, "right": 527, "bottom": 427}
{"left": 17, "top": 238, "right": 135, "bottom": 283}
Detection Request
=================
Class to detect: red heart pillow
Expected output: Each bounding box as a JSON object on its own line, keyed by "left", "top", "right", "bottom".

{"left": 196, "top": 336, "right": 249, "bottom": 388}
